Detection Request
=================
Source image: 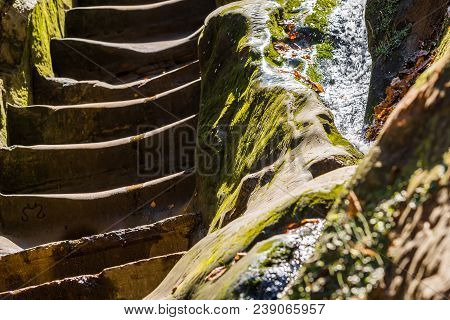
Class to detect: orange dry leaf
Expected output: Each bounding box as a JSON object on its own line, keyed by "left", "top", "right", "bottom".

{"left": 365, "top": 50, "right": 432, "bottom": 141}
{"left": 300, "top": 218, "right": 320, "bottom": 226}
{"left": 312, "top": 82, "right": 325, "bottom": 93}
{"left": 289, "top": 32, "right": 299, "bottom": 40}
{"left": 354, "top": 243, "right": 378, "bottom": 257}
{"left": 287, "top": 222, "right": 300, "bottom": 230}
{"left": 347, "top": 191, "right": 362, "bottom": 218}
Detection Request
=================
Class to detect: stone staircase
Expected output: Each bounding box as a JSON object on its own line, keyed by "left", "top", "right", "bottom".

{"left": 0, "top": 0, "right": 216, "bottom": 299}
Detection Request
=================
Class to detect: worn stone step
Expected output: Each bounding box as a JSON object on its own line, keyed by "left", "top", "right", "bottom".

{"left": 0, "top": 115, "right": 197, "bottom": 194}
{"left": 0, "top": 214, "right": 197, "bottom": 292}
{"left": 8, "top": 79, "right": 200, "bottom": 145}
{"left": 51, "top": 31, "right": 200, "bottom": 83}
{"left": 0, "top": 252, "right": 184, "bottom": 299}
{"left": 66, "top": 0, "right": 215, "bottom": 42}
{"left": 0, "top": 170, "right": 194, "bottom": 248}
{"left": 77, "top": 0, "right": 167, "bottom": 6}
{"left": 33, "top": 60, "right": 199, "bottom": 105}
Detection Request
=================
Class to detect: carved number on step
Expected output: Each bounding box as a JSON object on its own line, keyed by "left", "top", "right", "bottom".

{"left": 21, "top": 203, "right": 45, "bottom": 222}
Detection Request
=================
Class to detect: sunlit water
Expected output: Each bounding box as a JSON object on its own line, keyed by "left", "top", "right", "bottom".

{"left": 318, "top": 0, "right": 372, "bottom": 152}
{"left": 252, "top": 0, "right": 372, "bottom": 152}
{"left": 234, "top": 220, "right": 325, "bottom": 300}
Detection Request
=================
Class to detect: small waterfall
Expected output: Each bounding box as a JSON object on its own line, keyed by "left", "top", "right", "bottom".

{"left": 318, "top": 0, "right": 372, "bottom": 152}
{"left": 257, "top": 0, "right": 372, "bottom": 152}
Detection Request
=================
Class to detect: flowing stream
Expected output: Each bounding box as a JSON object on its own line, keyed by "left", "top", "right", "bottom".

{"left": 256, "top": 0, "right": 372, "bottom": 152}
{"left": 237, "top": 0, "right": 372, "bottom": 299}
{"left": 318, "top": 0, "right": 372, "bottom": 152}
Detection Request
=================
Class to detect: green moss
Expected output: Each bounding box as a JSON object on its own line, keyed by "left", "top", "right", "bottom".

{"left": 174, "top": 186, "right": 346, "bottom": 299}
{"left": 366, "top": 0, "right": 411, "bottom": 59}
{"left": 316, "top": 41, "right": 334, "bottom": 59}
{"left": 6, "top": 0, "right": 72, "bottom": 107}
{"left": 304, "top": 0, "right": 338, "bottom": 33}
{"left": 306, "top": 63, "right": 323, "bottom": 82}
{"left": 264, "top": 43, "right": 284, "bottom": 67}
{"left": 317, "top": 114, "right": 364, "bottom": 161}
{"left": 374, "top": 25, "right": 411, "bottom": 57}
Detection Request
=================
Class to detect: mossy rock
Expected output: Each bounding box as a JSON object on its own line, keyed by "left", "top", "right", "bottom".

{"left": 192, "top": 0, "right": 362, "bottom": 232}
{"left": 364, "top": 0, "right": 448, "bottom": 121}
{"left": 285, "top": 50, "right": 450, "bottom": 300}
{"left": 147, "top": 166, "right": 356, "bottom": 299}
{"left": 0, "top": 0, "right": 73, "bottom": 107}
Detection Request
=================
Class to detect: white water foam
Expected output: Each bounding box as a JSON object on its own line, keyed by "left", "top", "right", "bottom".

{"left": 318, "top": 0, "right": 372, "bottom": 152}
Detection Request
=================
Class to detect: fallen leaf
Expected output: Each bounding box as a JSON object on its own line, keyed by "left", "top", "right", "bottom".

{"left": 150, "top": 201, "right": 157, "bottom": 208}
{"left": 365, "top": 50, "right": 432, "bottom": 141}
{"left": 312, "top": 82, "right": 325, "bottom": 93}
{"left": 300, "top": 218, "right": 320, "bottom": 226}
{"left": 347, "top": 191, "right": 362, "bottom": 218}
{"left": 288, "top": 31, "right": 299, "bottom": 40}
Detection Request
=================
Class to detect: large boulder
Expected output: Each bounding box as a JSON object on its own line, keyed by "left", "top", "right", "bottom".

{"left": 191, "top": 0, "right": 362, "bottom": 233}
{"left": 148, "top": 166, "right": 356, "bottom": 299}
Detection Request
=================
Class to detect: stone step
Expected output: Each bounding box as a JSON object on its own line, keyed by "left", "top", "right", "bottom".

{"left": 0, "top": 214, "right": 197, "bottom": 292}
{"left": 8, "top": 79, "right": 200, "bottom": 145}
{"left": 0, "top": 115, "right": 197, "bottom": 194}
{"left": 51, "top": 30, "right": 200, "bottom": 83}
{"left": 0, "top": 170, "right": 194, "bottom": 248}
{"left": 66, "top": 0, "right": 215, "bottom": 42}
{"left": 77, "top": 0, "right": 167, "bottom": 6}
{"left": 33, "top": 60, "right": 199, "bottom": 105}
{"left": 0, "top": 253, "right": 184, "bottom": 299}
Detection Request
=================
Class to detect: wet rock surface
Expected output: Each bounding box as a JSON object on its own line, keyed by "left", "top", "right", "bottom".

{"left": 0, "top": 0, "right": 448, "bottom": 300}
